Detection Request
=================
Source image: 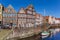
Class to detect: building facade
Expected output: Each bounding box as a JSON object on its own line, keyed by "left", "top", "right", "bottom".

{"left": 35, "top": 14, "right": 43, "bottom": 26}
{"left": 3, "top": 5, "right": 17, "bottom": 27}
{"left": 18, "top": 8, "right": 26, "bottom": 27}
{"left": 26, "top": 5, "right": 36, "bottom": 27}
{"left": 0, "top": 4, "right": 4, "bottom": 26}
{"left": 44, "top": 16, "right": 56, "bottom": 24}
{"left": 18, "top": 5, "right": 36, "bottom": 28}
{"left": 55, "top": 18, "right": 60, "bottom": 24}
{"left": 1, "top": 4, "right": 60, "bottom": 28}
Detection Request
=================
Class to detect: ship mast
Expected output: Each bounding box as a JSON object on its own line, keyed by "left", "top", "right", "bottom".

{"left": 43, "top": 9, "right": 47, "bottom": 31}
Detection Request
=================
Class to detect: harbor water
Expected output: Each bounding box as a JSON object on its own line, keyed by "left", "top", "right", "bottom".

{"left": 42, "top": 29, "right": 60, "bottom": 40}
{"left": 5, "top": 29, "right": 60, "bottom": 40}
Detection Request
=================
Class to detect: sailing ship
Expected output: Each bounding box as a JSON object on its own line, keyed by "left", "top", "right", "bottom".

{"left": 41, "top": 9, "right": 51, "bottom": 38}
{"left": 41, "top": 31, "right": 50, "bottom": 38}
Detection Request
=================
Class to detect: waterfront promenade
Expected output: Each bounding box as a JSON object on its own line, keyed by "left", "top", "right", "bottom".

{"left": 0, "top": 29, "right": 11, "bottom": 40}
{"left": 3, "top": 27, "right": 42, "bottom": 40}
{"left": 1, "top": 24, "right": 60, "bottom": 40}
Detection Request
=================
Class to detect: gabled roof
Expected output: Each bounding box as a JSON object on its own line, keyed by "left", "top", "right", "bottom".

{"left": 44, "top": 16, "right": 50, "bottom": 19}
{"left": 7, "top": 4, "right": 17, "bottom": 13}
{"left": 55, "top": 18, "right": 60, "bottom": 20}
{"left": 44, "top": 16, "right": 55, "bottom": 20}
{"left": 7, "top": 5, "right": 14, "bottom": 9}
{"left": 26, "top": 4, "right": 35, "bottom": 11}
{"left": 27, "top": 4, "right": 33, "bottom": 9}
{"left": 18, "top": 7, "right": 26, "bottom": 14}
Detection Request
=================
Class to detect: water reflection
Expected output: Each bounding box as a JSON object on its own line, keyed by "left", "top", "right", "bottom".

{"left": 42, "top": 29, "right": 60, "bottom": 40}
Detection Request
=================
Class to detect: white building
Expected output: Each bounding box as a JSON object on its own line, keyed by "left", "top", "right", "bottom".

{"left": 55, "top": 18, "right": 60, "bottom": 24}
{"left": 45, "top": 16, "right": 56, "bottom": 24}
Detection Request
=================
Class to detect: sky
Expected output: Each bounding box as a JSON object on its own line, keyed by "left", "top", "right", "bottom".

{"left": 0, "top": 0, "right": 60, "bottom": 18}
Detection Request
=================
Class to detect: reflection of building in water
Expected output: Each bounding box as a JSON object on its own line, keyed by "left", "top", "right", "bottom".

{"left": 3, "top": 5, "right": 17, "bottom": 27}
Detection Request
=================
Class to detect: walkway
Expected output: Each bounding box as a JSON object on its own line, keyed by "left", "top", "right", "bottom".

{"left": 3, "top": 27, "right": 41, "bottom": 40}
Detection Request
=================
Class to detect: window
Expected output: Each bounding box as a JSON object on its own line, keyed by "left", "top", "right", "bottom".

{"left": 13, "top": 24, "right": 16, "bottom": 27}
{"left": 3, "top": 13, "right": 7, "bottom": 17}
{"left": 12, "top": 14, "right": 17, "bottom": 17}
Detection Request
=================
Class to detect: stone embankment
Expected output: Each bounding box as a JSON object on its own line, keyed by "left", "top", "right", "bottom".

{"left": 3, "top": 27, "right": 42, "bottom": 40}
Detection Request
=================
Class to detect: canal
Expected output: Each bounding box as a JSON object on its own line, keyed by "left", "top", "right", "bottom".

{"left": 42, "top": 29, "right": 60, "bottom": 40}
{"left": 15, "top": 31, "right": 60, "bottom": 40}
{"left": 6, "top": 29, "right": 60, "bottom": 40}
